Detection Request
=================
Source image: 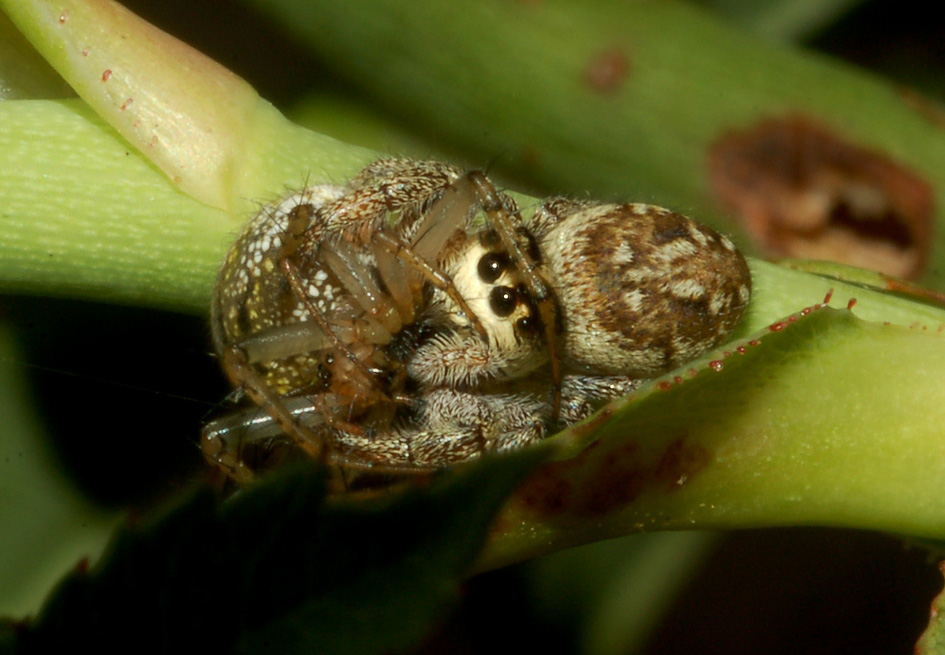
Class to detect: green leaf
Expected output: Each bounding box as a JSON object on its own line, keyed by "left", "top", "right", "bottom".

{"left": 0, "top": 325, "right": 119, "bottom": 618}
{"left": 16, "top": 450, "right": 542, "bottom": 653}
{"left": 694, "top": 0, "right": 869, "bottom": 42}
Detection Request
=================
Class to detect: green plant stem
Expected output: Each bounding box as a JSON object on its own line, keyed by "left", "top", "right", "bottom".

{"left": 0, "top": 98, "right": 372, "bottom": 312}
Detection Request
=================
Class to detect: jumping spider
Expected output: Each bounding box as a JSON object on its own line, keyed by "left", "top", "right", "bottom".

{"left": 202, "top": 159, "right": 751, "bottom": 484}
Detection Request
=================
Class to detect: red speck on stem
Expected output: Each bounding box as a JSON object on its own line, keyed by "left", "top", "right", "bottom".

{"left": 583, "top": 47, "right": 630, "bottom": 94}
{"left": 121, "top": 98, "right": 134, "bottom": 110}
{"left": 102, "top": 69, "right": 112, "bottom": 82}
{"left": 709, "top": 360, "right": 724, "bottom": 371}
{"left": 770, "top": 321, "right": 786, "bottom": 332}
{"left": 58, "top": 11, "right": 69, "bottom": 24}
{"left": 847, "top": 297, "right": 858, "bottom": 310}
{"left": 824, "top": 289, "right": 834, "bottom": 304}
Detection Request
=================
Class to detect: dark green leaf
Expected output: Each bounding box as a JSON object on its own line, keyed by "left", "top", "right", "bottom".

{"left": 17, "top": 450, "right": 543, "bottom": 654}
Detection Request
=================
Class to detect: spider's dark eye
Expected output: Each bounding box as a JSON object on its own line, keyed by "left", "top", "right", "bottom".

{"left": 489, "top": 286, "right": 518, "bottom": 317}
{"left": 515, "top": 315, "right": 539, "bottom": 335}
{"left": 477, "top": 252, "right": 508, "bottom": 283}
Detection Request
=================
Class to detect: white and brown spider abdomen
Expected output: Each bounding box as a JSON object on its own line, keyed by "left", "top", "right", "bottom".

{"left": 539, "top": 202, "right": 751, "bottom": 377}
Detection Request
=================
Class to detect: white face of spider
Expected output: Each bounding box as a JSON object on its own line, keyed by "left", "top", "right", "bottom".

{"left": 446, "top": 241, "right": 532, "bottom": 332}
{"left": 401, "top": 230, "right": 550, "bottom": 389}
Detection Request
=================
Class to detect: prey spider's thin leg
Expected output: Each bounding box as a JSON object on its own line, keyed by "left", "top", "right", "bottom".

{"left": 280, "top": 203, "right": 390, "bottom": 384}
{"left": 280, "top": 257, "right": 389, "bottom": 383}
{"left": 372, "top": 230, "right": 489, "bottom": 338}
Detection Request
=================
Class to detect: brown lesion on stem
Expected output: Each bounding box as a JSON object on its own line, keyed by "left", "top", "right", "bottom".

{"left": 708, "top": 114, "right": 934, "bottom": 279}
{"left": 514, "top": 433, "right": 710, "bottom": 519}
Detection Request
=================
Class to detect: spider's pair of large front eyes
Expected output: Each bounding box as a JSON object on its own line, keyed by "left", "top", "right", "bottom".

{"left": 478, "top": 251, "right": 516, "bottom": 316}
{"left": 478, "top": 250, "right": 538, "bottom": 334}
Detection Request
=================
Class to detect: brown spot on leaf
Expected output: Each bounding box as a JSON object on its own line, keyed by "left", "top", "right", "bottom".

{"left": 516, "top": 469, "right": 574, "bottom": 515}
{"left": 655, "top": 437, "right": 710, "bottom": 491}
{"left": 708, "top": 114, "right": 933, "bottom": 278}
{"left": 516, "top": 433, "right": 711, "bottom": 518}
{"left": 583, "top": 47, "right": 630, "bottom": 94}
{"left": 572, "top": 443, "right": 648, "bottom": 515}
{"left": 882, "top": 276, "right": 945, "bottom": 307}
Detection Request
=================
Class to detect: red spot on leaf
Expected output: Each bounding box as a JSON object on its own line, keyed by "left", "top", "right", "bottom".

{"left": 709, "top": 360, "right": 723, "bottom": 371}
{"left": 847, "top": 297, "right": 858, "bottom": 310}
{"left": 120, "top": 98, "right": 134, "bottom": 110}
{"left": 583, "top": 47, "right": 630, "bottom": 94}
{"left": 708, "top": 115, "right": 933, "bottom": 278}
{"left": 102, "top": 69, "right": 112, "bottom": 82}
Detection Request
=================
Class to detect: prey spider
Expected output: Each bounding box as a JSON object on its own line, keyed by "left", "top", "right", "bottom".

{"left": 202, "top": 158, "right": 751, "bottom": 484}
